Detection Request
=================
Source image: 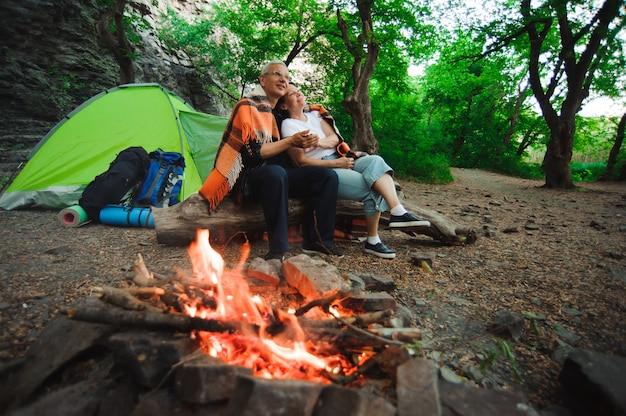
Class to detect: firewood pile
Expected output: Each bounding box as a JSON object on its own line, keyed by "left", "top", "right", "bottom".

{"left": 0, "top": 232, "right": 533, "bottom": 416}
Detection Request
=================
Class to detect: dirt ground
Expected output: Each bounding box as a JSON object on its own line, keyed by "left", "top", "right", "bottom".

{"left": 1, "top": 168, "right": 625, "bottom": 411}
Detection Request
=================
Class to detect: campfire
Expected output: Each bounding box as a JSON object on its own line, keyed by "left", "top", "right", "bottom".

{"left": 64, "top": 229, "right": 421, "bottom": 386}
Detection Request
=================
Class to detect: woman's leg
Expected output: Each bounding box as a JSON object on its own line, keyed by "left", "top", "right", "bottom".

{"left": 365, "top": 212, "right": 381, "bottom": 238}
{"left": 354, "top": 155, "right": 430, "bottom": 228}
{"left": 371, "top": 173, "right": 402, "bottom": 211}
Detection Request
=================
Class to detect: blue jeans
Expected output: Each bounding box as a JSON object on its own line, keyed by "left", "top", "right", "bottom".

{"left": 247, "top": 164, "right": 338, "bottom": 254}
{"left": 322, "top": 154, "right": 392, "bottom": 217}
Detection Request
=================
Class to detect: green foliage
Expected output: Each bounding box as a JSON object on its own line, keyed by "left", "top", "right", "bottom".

{"left": 158, "top": 0, "right": 334, "bottom": 102}
{"left": 49, "top": 68, "right": 85, "bottom": 93}
{"left": 497, "top": 160, "right": 544, "bottom": 180}
{"left": 571, "top": 162, "right": 607, "bottom": 182}
{"left": 150, "top": 0, "right": 624, "bottom": 185}
{"left": 479, "top": 339, "right": 523, "bottom": 382}
{"left": 370, "top": 82, "right": 452, "bottom": 183}
{"left": 573, "top": 115, "right": 618, "bottom": 162}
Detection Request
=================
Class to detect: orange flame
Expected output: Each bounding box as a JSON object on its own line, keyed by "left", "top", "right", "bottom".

{"left": 184, "top": 229, "right": 354, "bottom": 381}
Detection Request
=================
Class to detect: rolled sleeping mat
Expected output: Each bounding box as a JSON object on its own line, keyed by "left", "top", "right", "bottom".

{"left": 58, "top": 205, "right": 90, "bottom": 227}
{"left": 99, "top": 205, "right": 155, "bottom": 228}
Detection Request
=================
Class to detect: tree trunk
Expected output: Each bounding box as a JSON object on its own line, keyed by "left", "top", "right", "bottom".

{"left": 96, "top": 0, "right": 135, "bottom": 84}
{"left": 502, "top": 82, "right": 528, "bottom": 148}
{"left": 599, "top": 112, "right": 626, "bottom": 181}
{"left": 343, "top": 93, "right": 377, "bottom": 154}
{"left": 336, "top": 1, "right": 379, "bottom": 155}
{"left": 452, "top": 94, "right": 475, "bottom": 159}
{"left": 542, "top": 119, "right": 575, "bottom": 188}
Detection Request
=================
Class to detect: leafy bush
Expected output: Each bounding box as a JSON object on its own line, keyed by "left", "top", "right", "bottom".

{"left": 571, "top": 162, "right": 606, "bottom": 182}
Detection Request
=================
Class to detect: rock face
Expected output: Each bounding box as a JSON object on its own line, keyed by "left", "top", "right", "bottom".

{"left": 0, "top": 0, "right": 227, "bottom": 149}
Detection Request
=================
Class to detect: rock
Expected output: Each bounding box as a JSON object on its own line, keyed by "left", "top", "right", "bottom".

{"left": 396, "top": 358, "right": 440, "bottom": 416}
{"left": 0, "top": 0, "right": 227, "bottom": 154}
{"left": 174, "top": 355, "right": 253, "bottom": 404}
{"left": 246, "top": 257, "right": 281, "bottom": 286}
{"left": 411, "top": 252, "right": 436, "bottom": 270}
{"left": 439, "top": 379, "right": 535, "bottom": 415}
{"left": 555, "top": 326, "right": 581, "bottom": 342}
{"left": 226, "top": 375, "right": 323, "bottom": 415}
{"left": 340, "top": 291, "right": 397, "bottom": 312}
{"left": 488, "top": 310, "right": 525, "bottom": 341}
{"left": 282, "top": 254, "right": 346, "bottom": 301}
{"left": 353, "top": 272, "right": 396, "bottom": 292}
{"left": 0, "top": 312, "right": 116, "bottom": 411}
{"left": 106, "top": 330, "right": 199, "bottom": 388}
{"left": 559, "top": 348, "right": 626, "bottom": 416}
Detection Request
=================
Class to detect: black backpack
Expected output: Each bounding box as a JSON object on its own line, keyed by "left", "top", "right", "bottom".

{"left": 79, "top": 147, "right": 150, "bottom": 221}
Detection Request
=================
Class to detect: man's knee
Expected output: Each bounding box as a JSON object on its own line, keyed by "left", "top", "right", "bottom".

{"left": 318, "top": 167, "right": 338, "bottom": 184}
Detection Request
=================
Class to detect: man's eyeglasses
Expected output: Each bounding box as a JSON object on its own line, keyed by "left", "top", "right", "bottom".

{"left": 265, "top": 70, "right": 290, "bottom": 81}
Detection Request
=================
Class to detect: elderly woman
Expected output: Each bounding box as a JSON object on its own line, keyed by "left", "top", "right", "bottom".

{"left": 277, "top": 84, "right": 430, "bottom": 259}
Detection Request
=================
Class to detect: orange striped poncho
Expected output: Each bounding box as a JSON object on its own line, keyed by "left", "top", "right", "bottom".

{"left": 199, "top": 87, "right": 279, "bottom": 211}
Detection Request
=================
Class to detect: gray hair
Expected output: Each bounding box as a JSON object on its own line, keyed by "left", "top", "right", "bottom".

{"left": 260, "top": 60, "right": 287, "bottom": 75}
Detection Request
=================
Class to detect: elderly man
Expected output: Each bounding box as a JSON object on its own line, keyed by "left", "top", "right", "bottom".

{"left": 198, "top": 60, "right": 342, "bottom": 261}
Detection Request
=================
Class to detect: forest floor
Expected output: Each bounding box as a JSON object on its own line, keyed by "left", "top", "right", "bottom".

{"left": 1, "top": 167, "right": 625, "bottom": 412}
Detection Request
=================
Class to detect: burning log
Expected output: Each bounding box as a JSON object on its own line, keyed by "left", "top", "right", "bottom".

{"left": 151, "top": 193, "right": 477, "bottom": 246}
{"left": 63, "top": 299, "right": 412, "bottom": 357}
{"left": 63, "top": 300, "right": 242, "bottom": 333}
{"left": 294, "top": 289, "right": 352, "bottom": 316}
{"left": 301, "top": 309, "right": 396, "bottom": 328}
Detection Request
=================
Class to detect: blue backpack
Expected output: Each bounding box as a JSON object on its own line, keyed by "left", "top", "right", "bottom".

{"left": 134, "top": 149, "right": 185, "bottom": 208}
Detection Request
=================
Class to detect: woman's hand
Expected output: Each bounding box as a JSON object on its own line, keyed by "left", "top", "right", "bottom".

{"left": 334, "top": 156, "right": 355, "bottom": 169}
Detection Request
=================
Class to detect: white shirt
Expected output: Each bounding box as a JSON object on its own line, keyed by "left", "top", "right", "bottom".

{"left": 280, "top": 111, "right": 337, "bottom": 160}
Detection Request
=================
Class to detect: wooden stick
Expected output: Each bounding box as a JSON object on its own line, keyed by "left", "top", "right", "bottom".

{"left": 294, "top": 289, "right": 352, "bottom": 316}
{"left": 132, "top": 253, "right": 156, "bottom": 287}
{"left": 368, "top": 327, "right": 422, "bottom": 343}
{"left": 92, "top": 286, "right": 163, "bottom": 313}
{"left": 331, "top": 314, "right": 405, "bottom": 346}
{"left": 63, "top": 301, "right": 244, "bottom": 333}
{"left": 299, "top": 309, "right": 395, "bottom": 328}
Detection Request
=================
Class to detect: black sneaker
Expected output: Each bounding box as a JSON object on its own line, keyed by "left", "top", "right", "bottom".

{"left": 264, "top": 252, "right": 285, "bottom": 262}
{"left": 389, "top": 212, "right": 430, "bottom": 228}
{"left": 364, "top": 242, "right": 396, "bottom": 259}
{"left": 302, "top": 242, "right": 344, "bottom": 258}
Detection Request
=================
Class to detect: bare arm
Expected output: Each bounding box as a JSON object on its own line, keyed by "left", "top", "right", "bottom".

{"left": 317, "top": 120, "right": 340, "bottom": 149}
{"left": 260, "top": 130, "right": 319, "bottom": 159}
{"left": 287, "top": 147, "right": 355, "bottom": 169}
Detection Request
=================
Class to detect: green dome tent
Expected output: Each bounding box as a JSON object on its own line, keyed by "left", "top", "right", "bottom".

{"left": 0, "top": 83, "right": 227, "bottom": 210}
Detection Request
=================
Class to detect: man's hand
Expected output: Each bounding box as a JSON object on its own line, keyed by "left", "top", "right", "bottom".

{"left": 290, "top": 130, "right": 319, "bottom": 149}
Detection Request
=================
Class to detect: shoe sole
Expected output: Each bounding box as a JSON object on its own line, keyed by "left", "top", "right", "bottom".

{"left": 364, "top": 248, "right": 396, "bottom": 259}
{"left": 302, "top": 248, "right": 345, "bottom": 258}
{"left": 389, "top": 220, "right": 431, "bottom": 228}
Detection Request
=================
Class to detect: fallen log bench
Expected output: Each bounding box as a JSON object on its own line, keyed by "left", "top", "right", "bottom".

{"left": 151, "top": 193, "right": 476, "bottom": 247}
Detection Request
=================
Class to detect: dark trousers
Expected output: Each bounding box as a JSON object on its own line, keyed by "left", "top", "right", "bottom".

{"left": 247, "top": 165, "right": 338, "bottom": 254}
